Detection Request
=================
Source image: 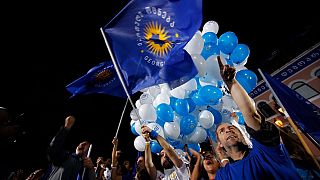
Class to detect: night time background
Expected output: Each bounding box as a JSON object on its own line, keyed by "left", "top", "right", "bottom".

{"left": 0, "top": 0, "right": 319, "bottom": 178}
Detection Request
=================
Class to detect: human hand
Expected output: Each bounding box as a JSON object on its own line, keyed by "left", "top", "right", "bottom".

{"left": 141, "top": 125, "right": 151, "bottom": 134}
{"left": 64, "top": 116, "right": 75, "bottom": 129}
{"left": 189, "top": 147, "right": 201, "bottom": 159}
{"left": 142, "top": 131, "right": 150, "bottom": 142}
{"left": 83, "top": 157, "right": 94, "bottom": 169}
{"left": 215, "top": 142, "right": 229, "bottom": 160}
{"left": 217, "top": 56, "right": 236, "bottom": 85}
{"left": 112, "top": 137, "right": 118, "bottom": 146}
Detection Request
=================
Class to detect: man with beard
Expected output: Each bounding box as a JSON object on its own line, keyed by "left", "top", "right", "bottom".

{"left": 47, "top": 116, "right": 95, "bottom": 180}
{"left": 142, "top": 125, "right": 189, "bottom": 180}
{"left": 214, "top": 56, "right": 300, "bottom": 179}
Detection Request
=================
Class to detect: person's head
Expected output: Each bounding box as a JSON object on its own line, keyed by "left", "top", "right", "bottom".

{"left": 105, "top": 158, "right": 112, "bottom": 168}
{"left": 136, "top": 156, "right": 145, "bottom": 171}
{"left": 202, "top": 151, "right": 220, "bottom": 174}
{"left": 216, "top": 123, "right": 247, "bottom": 149}
{"left": 123, "top": 160, "right": 132, "bottom": 171}
{"left": 160, "top": 149, "right": 174, "bottom": 169}
{"left": 75, "top": 141, "right": 91, "bottom": 157}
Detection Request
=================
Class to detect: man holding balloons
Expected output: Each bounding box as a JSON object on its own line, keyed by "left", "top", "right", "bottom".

{"left": 141, "top": 125, "right": 190, "bottom": 180}
{"left": 214, "top": 56, "right": 301, "bottom": 179}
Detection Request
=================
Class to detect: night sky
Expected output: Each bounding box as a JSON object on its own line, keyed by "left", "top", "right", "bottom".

{"left": 0, "top": 0, "right": 319, "bottom": 177}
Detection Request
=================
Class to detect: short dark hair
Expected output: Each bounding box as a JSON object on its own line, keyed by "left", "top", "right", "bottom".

{"left": 215, "top": 123, "right": 240, "bottom": 142}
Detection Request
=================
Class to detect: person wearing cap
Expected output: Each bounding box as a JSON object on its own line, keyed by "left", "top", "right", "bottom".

{"left": 213, "top": 56, "right": 300, "bottom": 179}
{"left": 142, "top": 125, "right": 189, "bottom": 180}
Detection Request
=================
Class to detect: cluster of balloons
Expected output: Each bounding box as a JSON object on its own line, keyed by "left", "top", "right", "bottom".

{"left": 130, "top": 21, "right": 258, "bottom": 153}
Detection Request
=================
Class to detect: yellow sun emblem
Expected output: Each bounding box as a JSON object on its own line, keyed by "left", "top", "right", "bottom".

{"left": 144, "top": 21, "right": 172, "bottom": 57}
{"left": 95, "top": 69, "right": 112, "bottom": 82}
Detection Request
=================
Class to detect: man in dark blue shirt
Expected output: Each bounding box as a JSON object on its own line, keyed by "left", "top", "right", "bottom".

{"left": 214, "top": 56, "right": 301, "bottom": 180}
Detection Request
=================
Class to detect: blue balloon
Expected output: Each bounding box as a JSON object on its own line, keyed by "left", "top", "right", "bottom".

{"left": 156, "top": 118, "right": 166, "bottom": 127}
{"left": 131, "top": 123, "right": 139, "bottom": 136}
{"left": 157, "top": 103, "right": 174, "bottom": 122}
{"left": 191, "top": 92, "right": 206, "bottom": 106}
{"left": 150, "top": 141, "right": 163, "bottom": 154}
{"left": 230, "top": 44, "right": 250, "bottom": 64}
{"left": 207, "top": 107, "right": 222, "bottom": 124}
{"left": 180, "top": 115, "right": 198, "bottom": 135}
{"left": 236, "top": 112, "right": 245, "bottom": 125}
{"left": 166, "top": 137, "right": 184, "bottom": 149}
{"left": 201, "top": 42, "right": 220, "bottom": 59}
{"left": 202, "top": 32, "right": 218, "bottom": 44}
{"left": 218, "top": 31, "right": 238, "bottom": 54}
{"left": 198, "top": 85, "right": 223, "bottom": 104}
{"left": 186, "top": 98, "right": 196, "bottom": 113}
{"left": 235, "top": 69, "right": 258, "bottom": 93}
{"left": 175, "top": 99, "right": 190, "bottom": 116}
{"left": 188, "top": 143, "right": 200, "bottom": 152}
{"left": 170, "top": 96, "right": 177, "bottom": 110}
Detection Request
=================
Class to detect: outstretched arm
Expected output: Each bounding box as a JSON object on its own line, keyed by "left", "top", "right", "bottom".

{"left": 48, "top": 116, "right": 75, "bottom": 165}
{"left": 218, "top": 56, "right": 261, "bottom": 131}
{"left": 111, "top": 138, "right": 121, "bottom": 180}
{"left": 141, "top": 125, "right": 183, "bottom": 168}
{"left": 143, "top": 133, "right": 157, "bottom": 180}
{"left": 189, "top": 148, "right": 202, "bottom": 180}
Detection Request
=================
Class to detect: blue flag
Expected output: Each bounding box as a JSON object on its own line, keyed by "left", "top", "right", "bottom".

{"left": 103, "top": 0, "right": 202, "bottom": 94}
{"left": 263, "top": 72, "right": 320, "bottom": 144}
{"left": 66, "top": 61, "right": 126, "bottom": 98}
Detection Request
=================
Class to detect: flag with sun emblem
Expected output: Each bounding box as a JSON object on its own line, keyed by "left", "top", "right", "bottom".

{"left": 103, "top": 0, "right": 202, "bottom": 94}
{"left": 66, "top": 61, "right": 126, "bottom": 98}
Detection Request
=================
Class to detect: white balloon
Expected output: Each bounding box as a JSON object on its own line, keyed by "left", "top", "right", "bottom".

{"left": 222, "top": 95, "right": 238, "bottom": 111}
{"left": 148, "top": 85, "right": 161, "bottom": 98}
{"left": 130, "top": 119, "right": 135, "bottom": 126}
{"left": 199, "top": 76, "right": 218, "bottom": 87}
{"left": 170, "top": 87, "right": 186, "bottom": 99}
{"left": 130, "top": 108, "right": 140, "bottom": 121}
{"left": 135, "top": 100, "right": 142, "bottom": 109}
{"left": 164, "top": 121, "right": 180, "bottom": 140}
{"left": 188, "top": 127, "right": 207, "bottom": 143}
{"left": 139, "top": 93, "right": 154, "bottom": 105}
{"left": 206, "top": 55, "right": 223, "bottom": 81}
{"left": 138, "top": 104, "right": 157, "bottom": 121}
{"left": 184, "top": 31, "right": 204, "bottom": 55}
{"left": 159, "top": 83, "right": 171, "bottom": 94}
{"left": 153, "top": 93, "right": 170, "bottom": 107}
{"left": 134, "top": 135, "right": 146, "bottom": 152}
{"left": 191, "top": 54, "right": 206, "bottom": 77}
{"left": 202, "top": 21, "right": 219, "bottom": 34}
{"left": 198, "top": 110, "right": 215, "bottom": 129}
{"left": 134, "top": 120, "right": 143, "bottom": 135}
{"left": 147, "top": 122, "right": 165, "bottom": 138}
{"left": 181, "top": 78, "right": 197, "bottom": 91}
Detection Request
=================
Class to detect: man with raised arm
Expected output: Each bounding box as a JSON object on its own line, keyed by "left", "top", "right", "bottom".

{"left": 47, "top": 116, "right": 95, "bottom": 180}
{"left": 142, "top": 125, "right": 189, "bottom": 180}
{"left": 214, "top": 56, "right": 300, "bottom": 179}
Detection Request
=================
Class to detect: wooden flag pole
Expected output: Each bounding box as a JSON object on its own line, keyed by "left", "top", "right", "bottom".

{"left": 258, "top": 69, "right": 320, "bottom": 170}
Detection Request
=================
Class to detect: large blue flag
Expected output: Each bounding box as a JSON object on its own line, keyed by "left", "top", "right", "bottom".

{"left": 103, "top": 0, "right": 202, "bottom": 94}
{"left": 263, "top": 72, "right": 320, "bottom": 144}
{"left": 66, "top": 61, "right": 126, "bottom": 98}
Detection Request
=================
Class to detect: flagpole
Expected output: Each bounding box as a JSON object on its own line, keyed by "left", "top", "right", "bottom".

{"left": 115, "top": 98, "right": 129, "bottom": 138}
{"left": 100, "top": 27, "right": 136, "bottom": 108}
{"left": 258, "top": 69, "right": 320, "bottom": 169}
{"left": 81, "top": 144, "right": 93, "bottom": 179}
{"left": 100, "top": 27, "right": 142, "bottom": 124}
